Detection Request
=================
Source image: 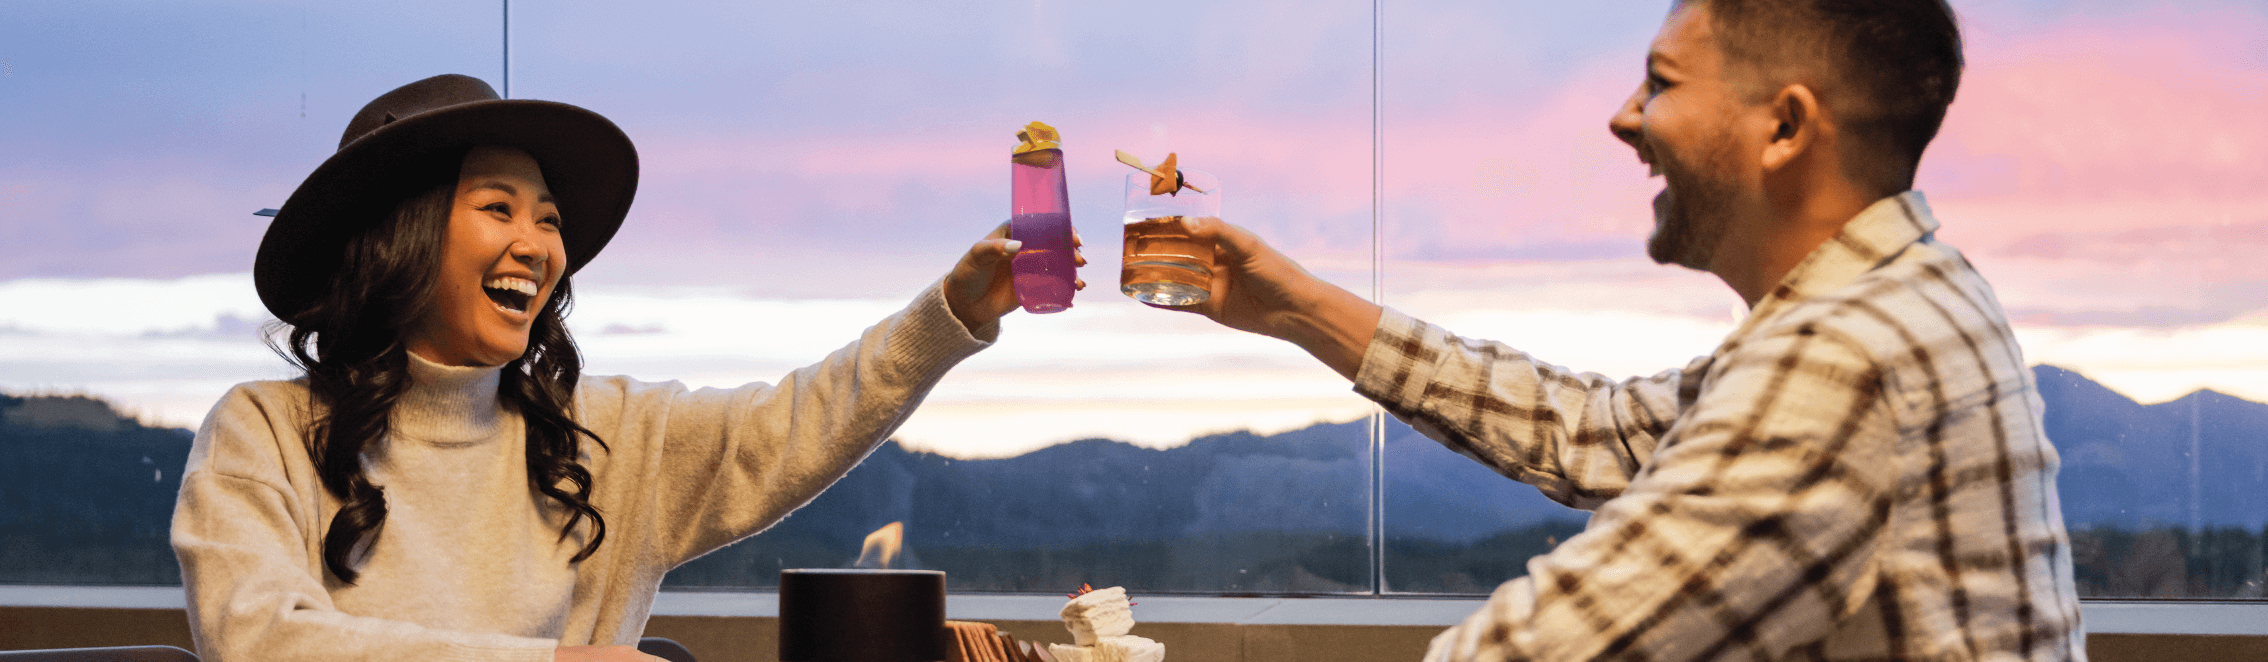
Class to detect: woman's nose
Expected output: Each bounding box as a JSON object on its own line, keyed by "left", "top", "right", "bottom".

{"left": 507, "top": 236, "right": 548, "bottom": 268}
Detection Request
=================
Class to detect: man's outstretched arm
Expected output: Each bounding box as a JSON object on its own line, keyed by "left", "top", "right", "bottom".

{"left": 1422, "top": 324, "right": 1896, "bottom": 662}
{"left": 1354, "top": 309, "right": 1690, "bottom": 508}
{"left": 1166, "top": 216, "right": 1686, "bottom": 504}
{"left": 1161, "top": 216, "right": 1381, "bottom": 380}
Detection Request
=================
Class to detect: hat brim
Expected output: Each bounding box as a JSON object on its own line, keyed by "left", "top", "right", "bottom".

{"left": 256, "top": 99, "right": 638, "bottom": 323}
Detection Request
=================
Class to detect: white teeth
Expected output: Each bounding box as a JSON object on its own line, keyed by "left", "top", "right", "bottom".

{"left": 484, "top": 277, "right": 538, "bottom": 296}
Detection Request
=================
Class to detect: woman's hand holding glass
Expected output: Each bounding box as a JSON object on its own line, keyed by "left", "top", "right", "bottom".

{"left": 944, "top": 223, "right": 1086, "bottom": 332}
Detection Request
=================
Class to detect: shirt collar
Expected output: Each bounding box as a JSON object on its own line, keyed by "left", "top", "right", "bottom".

{"left": 1730, "top": 190, "right": 1939, "bottom": 337}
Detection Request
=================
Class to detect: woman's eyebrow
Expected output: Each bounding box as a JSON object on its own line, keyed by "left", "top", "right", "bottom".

{"left": 471, "top": 180, "right": 555, "bottom": 205}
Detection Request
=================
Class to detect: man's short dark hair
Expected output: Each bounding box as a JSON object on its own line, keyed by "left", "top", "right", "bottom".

{"left": 1686, "top": 0, "right": 1964, "bottom": 192}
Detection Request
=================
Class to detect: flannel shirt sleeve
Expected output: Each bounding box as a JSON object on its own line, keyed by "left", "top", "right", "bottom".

{"left": 1353, "top": 308, "right": 1692, "bottom": 509}
{"left": 1407, "top": 315, "right": 1898, "bottom": 662}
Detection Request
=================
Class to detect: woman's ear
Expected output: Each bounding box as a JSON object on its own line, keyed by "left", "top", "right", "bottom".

{"left": 1760, "top": 84, "right": 1821, "bottom": 172}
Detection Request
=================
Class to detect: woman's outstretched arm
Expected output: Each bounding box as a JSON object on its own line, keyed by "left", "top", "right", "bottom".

{"left": 570, "top": 225, "right": 1079, "bottom": 591}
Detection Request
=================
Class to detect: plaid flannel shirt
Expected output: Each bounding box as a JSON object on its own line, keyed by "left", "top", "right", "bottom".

{"left": 1356, "top": 192, "right": 2084, "bottom": 661}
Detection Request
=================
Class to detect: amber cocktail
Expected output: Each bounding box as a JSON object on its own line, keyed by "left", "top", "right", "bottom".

{"left": 1121, "top": 169, "right": 1219, "bottom": 306}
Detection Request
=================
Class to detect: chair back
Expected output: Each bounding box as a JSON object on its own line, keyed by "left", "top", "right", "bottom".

{"left": 637, "top": 637, "right": 697, "bottom": 662}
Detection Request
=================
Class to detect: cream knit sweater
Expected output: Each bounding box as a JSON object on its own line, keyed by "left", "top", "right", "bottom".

{"left": 172, "top": 283, "right": 993, "bottom": 662}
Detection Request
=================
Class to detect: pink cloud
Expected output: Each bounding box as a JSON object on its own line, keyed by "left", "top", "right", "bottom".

{"left": 1351, "top": 5, "right": 2268, "bottom": 328}
{"left": 1912, "top": 6, "right": 2268, "bottom": 326}
{"left": 2001, "top": 219, "right": 2268, "bottom": 274}
{"left": 607, "top": 109, "right": 1375, "bottom": 261}
{"left": 22, "top": 1, "right": 2242, "bottom": 316}
{"left": 598, "top": 3, "right": 2268, "bottom": 328}
{"left": 0, "top": 160, "right": 280, "bottom": 280}
{"left": 1366, "top": 5, "right": 2268, "bottom": 267}
{"left": 1935, "top": 7, "right": 2267, "bottom": 194}
{"left": 1921, "top": 6, "right": 2268, "bottom": 242}
{"left": 1374, "top": 62, "right": 1662, "bottom": 259}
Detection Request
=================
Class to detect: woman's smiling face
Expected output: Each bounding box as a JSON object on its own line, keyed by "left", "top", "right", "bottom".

{"left": 405, "top": 145, "right": 567, "bottom": 367}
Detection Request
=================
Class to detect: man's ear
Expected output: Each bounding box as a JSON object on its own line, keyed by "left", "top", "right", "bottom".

{"left": 1760, "top": 84, "right": 1821, "bottom": 172}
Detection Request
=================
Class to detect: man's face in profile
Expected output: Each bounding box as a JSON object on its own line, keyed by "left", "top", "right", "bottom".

{"left": 1610, "top": 3, "right": 1757, "bottom": 273}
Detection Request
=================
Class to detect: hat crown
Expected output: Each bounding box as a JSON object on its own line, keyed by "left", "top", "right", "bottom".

{"left": 259, "top": 73, "right": 635, "bottom": 323}
{"left": 339, "top": 74, "right": 501, "bottom": 151}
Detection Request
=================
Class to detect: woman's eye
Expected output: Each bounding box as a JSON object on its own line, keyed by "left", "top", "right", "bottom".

{"left": 1647, "top": 75, "right": 1671, "bottom": 96}
{"left": 540, "top": 215, "right": 562, "bottom": 227}
{"left": 483, "top": 202, "right": 512, "bottom": 216}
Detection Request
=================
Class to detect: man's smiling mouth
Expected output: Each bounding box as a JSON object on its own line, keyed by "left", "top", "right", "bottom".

{"left": 483, "top": 276, "right": 537, "bottom": 314}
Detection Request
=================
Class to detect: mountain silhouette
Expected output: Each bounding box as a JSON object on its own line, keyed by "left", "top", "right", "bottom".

{"left": 4, "top": 365, "right": 2263, "bottom": 593}
{"left": 0, "top": 393, "right": 193, "bottom": 584}
{"left": 2035, "top": 365, "right": 2268, "bottom": 530}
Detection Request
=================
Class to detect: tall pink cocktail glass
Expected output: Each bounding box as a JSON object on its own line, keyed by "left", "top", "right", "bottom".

{"left": 1010, "top": 147, "right": 1076, "bottom": 314}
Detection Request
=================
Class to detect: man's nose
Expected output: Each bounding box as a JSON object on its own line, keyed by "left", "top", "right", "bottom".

{"left": 1609, "top": 83, "right": 1646, "bottom": 150}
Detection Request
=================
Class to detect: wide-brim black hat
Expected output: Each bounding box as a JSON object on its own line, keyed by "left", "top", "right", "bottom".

{"left": 255, "top": 73, "right": 638, "bottom": 323}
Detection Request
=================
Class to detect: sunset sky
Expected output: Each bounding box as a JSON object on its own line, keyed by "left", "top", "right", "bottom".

{"left": 2, "top": 0, "right": 2262, "bottom": 458}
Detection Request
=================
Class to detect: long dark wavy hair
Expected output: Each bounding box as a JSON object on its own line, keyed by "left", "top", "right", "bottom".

{"left": 272, "top": 159, "right": 609, "bottom": 584}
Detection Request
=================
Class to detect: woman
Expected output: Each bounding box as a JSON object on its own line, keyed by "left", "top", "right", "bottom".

{"left": 171, "top": 74, "right": 1073, "bottom": 662}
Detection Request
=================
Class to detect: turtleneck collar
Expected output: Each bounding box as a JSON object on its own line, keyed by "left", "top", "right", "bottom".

{"left": 395, "top": 351, "right": 509, "bottom": 445}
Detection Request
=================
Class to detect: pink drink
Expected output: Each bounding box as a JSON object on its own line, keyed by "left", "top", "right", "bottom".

{"left": 1010, "top": 147, "right": 1076, "bottom": 314}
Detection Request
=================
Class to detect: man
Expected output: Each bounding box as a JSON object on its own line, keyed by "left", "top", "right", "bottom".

{"left": 1163, "top": 0, "right": 2084, "bottom": 659}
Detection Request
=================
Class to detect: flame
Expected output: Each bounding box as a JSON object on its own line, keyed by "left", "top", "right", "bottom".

{"left": 855, "top": 521, "right": 904, "bottom": 569}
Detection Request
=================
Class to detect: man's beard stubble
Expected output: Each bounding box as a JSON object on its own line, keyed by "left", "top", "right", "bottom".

{"left": 1644, "top": 137, "right": 1742, "bottom": 272}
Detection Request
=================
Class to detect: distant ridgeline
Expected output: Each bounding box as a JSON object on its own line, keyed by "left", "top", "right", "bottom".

{"left": 0, "top": 393, "right": 193, "bottom": 585}
{"left": 5, "top": 367, "right": 2265, "bottom": 597}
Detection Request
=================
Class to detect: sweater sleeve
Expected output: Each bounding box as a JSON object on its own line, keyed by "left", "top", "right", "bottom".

{"left": 1351, "top": 307, "right": 1696, "bottom": 510}
{"left": 171, "top": 384, "right": 558, "bottom": 662}
{"left": 577, "top": 279, "right": 993, "bottom": 568}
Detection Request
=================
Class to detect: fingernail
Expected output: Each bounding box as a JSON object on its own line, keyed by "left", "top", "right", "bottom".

{"left": 1003, "top": 239, "right": 1024, "bottom": 253}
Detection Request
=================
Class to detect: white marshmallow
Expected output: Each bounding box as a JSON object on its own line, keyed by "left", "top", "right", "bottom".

{"left": 1048, "top": 643, "right": 1092, "bottom": 662}
{"left": 1092, "top": 635, "right": 1165, "bottom": 662}
{"left": 1061, "top": 586, "right": 1135, "bottom": 645}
